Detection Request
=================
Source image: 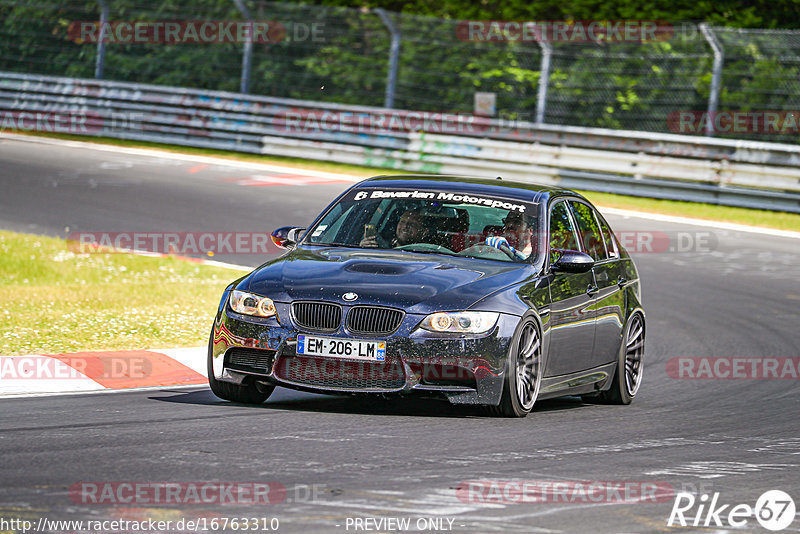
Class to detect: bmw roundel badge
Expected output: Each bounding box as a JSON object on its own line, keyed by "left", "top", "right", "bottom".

{"left": 342, "top": 292, "right": 358, "bottom": 302}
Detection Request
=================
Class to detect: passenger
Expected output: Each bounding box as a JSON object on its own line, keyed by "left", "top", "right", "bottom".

{"left": 485, "top": 211, "right": 534, "bottom": 259}
{"left": 360, "top": 209, "right": 431, "bottom": 248}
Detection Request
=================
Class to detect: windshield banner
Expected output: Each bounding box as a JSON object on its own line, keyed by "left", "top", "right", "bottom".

{"left": 347, "top": 189, "right": 529, "bottom": 213}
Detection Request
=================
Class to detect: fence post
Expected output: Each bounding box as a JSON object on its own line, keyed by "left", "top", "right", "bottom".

{"left": 233, "top": 0, "right": 253, "bottom": 94}
{"left": 94, "top": 0, "right": 109, "bottom": 79}
{"left": 375, "top": 8, "right": 400, "bottom": 109}
{"left": 700, "top": 23, "right": 723, "bottom": 137}
{"left": 535, "top": 39, "right": 552, "bottom": 125}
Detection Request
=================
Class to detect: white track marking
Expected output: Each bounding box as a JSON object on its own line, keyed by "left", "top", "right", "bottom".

{"left": 0, "top": 133, "right": 365, "bottom": 181}
{"left": 598, "top": 207, "right": 800, "bottom": 239}
{"left": 7, "top": 134, "right": 797, "bottom": 240}
{"left": 158, "top": 347, "right": 208, "bottom": 376}
{"left": 646, "top": 461, "right": 799, "bottom": 479}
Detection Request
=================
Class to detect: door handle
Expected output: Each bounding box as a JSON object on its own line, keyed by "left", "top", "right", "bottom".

{"left": 617, "top": 277, "right": 627, "bottom": 288}
{"left": 586, "top": 285, "right": 599, "bottom": 297}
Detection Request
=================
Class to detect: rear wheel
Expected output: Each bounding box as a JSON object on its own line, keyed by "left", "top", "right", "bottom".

{"left": 488, "top": 318, "right": 542, "bottom": 418}
{"left": 588, "top": 312, "right": 644, "bottom": 405}
{"left": 207, "top": 331, "right": 274, "bottom": 404}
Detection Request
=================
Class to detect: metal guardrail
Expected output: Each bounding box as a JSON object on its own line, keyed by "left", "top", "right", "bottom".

{"left": 2, "top": 71, "right": 799, "bottom": 213}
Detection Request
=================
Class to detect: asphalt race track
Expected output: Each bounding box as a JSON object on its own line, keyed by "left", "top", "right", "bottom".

{"left": 1, "top": 135, "right": 799, "bottom": 533}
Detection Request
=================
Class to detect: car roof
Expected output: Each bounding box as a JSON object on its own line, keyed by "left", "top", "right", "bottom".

{"left": 357, "top": 175, "right": 585, "bottom": 204}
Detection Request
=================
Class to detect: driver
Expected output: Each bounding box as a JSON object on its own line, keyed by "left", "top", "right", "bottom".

{"left": 485, "top": 211, "right": 534, "bottom": 260}
{"left": 360, "top": 209, "right": 431, "bottom": 248}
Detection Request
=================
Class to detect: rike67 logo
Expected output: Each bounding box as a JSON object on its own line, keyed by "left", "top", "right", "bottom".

{"left": 668, "top": 490, "right": 796, "bottom": 531}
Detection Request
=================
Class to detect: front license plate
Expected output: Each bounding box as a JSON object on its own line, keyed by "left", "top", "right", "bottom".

{"left": 296, "top": 335, "right": 386, "bottom": 362}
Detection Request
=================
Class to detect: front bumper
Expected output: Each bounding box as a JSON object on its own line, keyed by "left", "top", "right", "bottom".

{"left": 210, "top": 302, "right": 519, "bottom": 405}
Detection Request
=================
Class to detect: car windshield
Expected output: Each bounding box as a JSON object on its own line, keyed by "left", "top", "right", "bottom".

{"left": 303, "top": 187, "right": 541, "bottom": 263}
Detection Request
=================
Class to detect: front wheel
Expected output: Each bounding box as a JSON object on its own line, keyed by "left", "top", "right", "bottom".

{"left": 488, "top": 318, "right": 542, "bottom": 418}
{"left": 207, "top": 331, "right": 274, "bottom": 404}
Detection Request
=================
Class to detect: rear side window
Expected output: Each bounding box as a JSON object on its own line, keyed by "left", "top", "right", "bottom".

{"left": 549, "top": 201, "right": 580, "bottom": 264}
{"left": 569, "top": 201, "right": 607, "bottom": 261}
{"left": 595, "top": 211, "right": 619, "bottom": 258}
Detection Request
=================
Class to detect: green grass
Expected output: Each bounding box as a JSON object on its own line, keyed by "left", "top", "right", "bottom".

{"left": 0, "top": 230, "right": 242, "bottom": 356}
{"left": 16, "top": 132, "right": 800, "bottom": 233}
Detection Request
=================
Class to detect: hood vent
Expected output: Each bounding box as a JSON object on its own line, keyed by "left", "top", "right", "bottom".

{"left": 344, "top": 262, "right": 412, "bottom": 275}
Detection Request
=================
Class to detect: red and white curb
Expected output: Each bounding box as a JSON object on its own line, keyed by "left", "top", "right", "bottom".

{"left": 0, "top": 347, "right": 207, "bottom": 397}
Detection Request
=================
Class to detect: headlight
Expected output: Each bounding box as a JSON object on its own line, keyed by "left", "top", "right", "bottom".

{"left": 228, "top": 290, "right": 276, "bottom": 318}
{"left": 420, "top": 311, "right": 499, "bottom": 334}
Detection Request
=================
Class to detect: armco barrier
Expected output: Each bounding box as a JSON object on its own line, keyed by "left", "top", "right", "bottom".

{"left": 1, "top": 71, "right": 799, "bottom": 212}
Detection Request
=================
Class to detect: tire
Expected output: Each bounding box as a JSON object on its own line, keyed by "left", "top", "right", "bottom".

{"left": 487, "top": 318, "right": 543, "bottom": 418}
{"left": 207, "top": 331, "right": 274, "bottom": 404}
{"left": 588, "top": 312, "right": 645, "bottom": 405}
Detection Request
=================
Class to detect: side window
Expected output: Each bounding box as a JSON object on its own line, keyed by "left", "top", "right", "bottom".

{"left": 569, "top": 201, "right": 607, "bottom": 261}
{"left": 308, "top": 202, "right": 350, "bottom": 243}
{"left": 595, "top": 211, "right": 619, "bottom": 259}
{"left": 549, "top": 201, "right": 580, "bottom": 264}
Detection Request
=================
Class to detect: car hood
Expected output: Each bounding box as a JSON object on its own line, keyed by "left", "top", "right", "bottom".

{"left": 243, "top": 246, "right": 534, "bottom": 314}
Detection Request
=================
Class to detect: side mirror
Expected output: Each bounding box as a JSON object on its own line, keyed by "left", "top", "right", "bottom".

{"left": 552, "top": 250, "right": 594, "bottom": 273}
{"left": 271, "top": 227, "right": 306, "bottom": 250}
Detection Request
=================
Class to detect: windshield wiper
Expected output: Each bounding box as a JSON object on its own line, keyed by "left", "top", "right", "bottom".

{"left": 306, "top": 242, "right": 367, "bottom": 248}
{"left": 394, "top": 247, "right": 462, "bottom": 257}
{"left": 307, "top": 242, "right": 406, "bottom": 251}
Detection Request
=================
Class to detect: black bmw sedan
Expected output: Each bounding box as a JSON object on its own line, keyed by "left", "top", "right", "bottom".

{"left": 208, "top": 175, "right": 645, "bottom": 417}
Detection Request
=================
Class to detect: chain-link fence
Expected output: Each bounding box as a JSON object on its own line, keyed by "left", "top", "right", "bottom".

{"left": 2, "top": 0, "right": 800, "bottom": 143}
{"left": 545, "top": 26, "right": 713, "bottom": 132}
{"left": 715, "top": 27, "right": 800, "bottom": 113}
